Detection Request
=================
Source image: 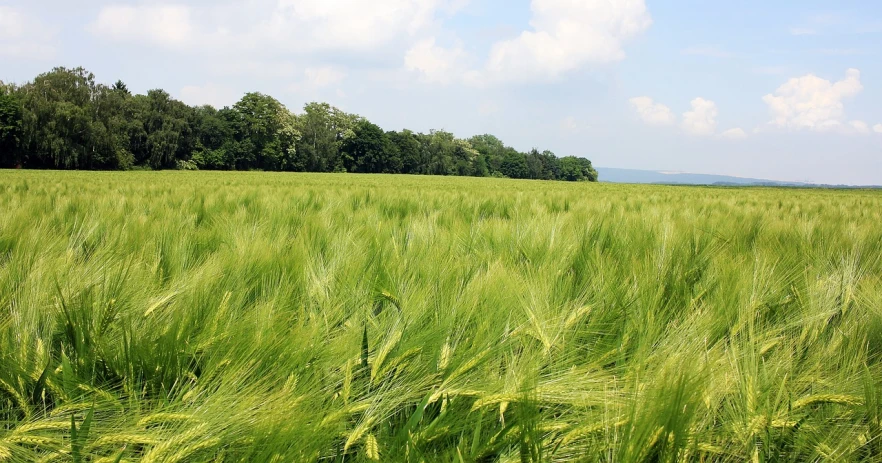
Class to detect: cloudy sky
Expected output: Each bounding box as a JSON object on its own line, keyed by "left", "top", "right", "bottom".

{"left": 1, "top": 0, "right": 881, "bottom": 184}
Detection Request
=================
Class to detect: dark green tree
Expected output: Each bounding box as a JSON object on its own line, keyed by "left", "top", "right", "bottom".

{"left": 343, "top": 120, "right": 398, "bottom": 173}
{"left": 469, "top": 134, "right": 507, "bottom": 175}
{"left": 388, "top": 130, "right": 421, "bottom": 174}
{"left": 112, "top": 80, "right": 130, "bottom": 95}
{"left": 231, "top": 92, "right": 297, "bottom": 171}
{"left": 17, "top": 67, "right": 96, "bottom": 168}
{"left": 2, "top": 66, "right": 598, "bottom": 180}
{"left": 134, "top": 89, "right": 193, "bottom": 169}
{"left": 559, "top": 156, "right": 597, "bottom": 181}
{"left": 294, "top": 102, "right": 357, "bottom": 172}
{"left": 500, "top": 150, "right": 529, "bottom": 179}
{"left": 191, "top": 105, "right": 235, "bottom": 170}
{"left": 538, "top": 150, "right": 561, "bottom": 180}
{"left": 451, "top": 139, "right": 479, "bottom": 176}
{"left": 0, "top": 86, "right": 23, "bottom": 167}
{"left": 422, "top": 130, "right": 457, "bottom": 175}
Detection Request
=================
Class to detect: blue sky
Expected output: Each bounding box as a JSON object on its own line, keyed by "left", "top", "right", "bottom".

{"left": 1, "top": 0, "right": 881, "bottom": 184}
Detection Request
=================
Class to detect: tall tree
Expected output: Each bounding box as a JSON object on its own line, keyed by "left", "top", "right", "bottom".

{"left": 559, "top": 156, "right": 597, "bottom": 181}
{"left": 0, "top": 85, "right": 23, "bottom": 167}
{"left": 422, "top": 130, "right": 456, "bottom": 175}
{"left": 135, "top": 89, "right": 193, "bottom": 169}
{"left": 388, "top": 130, "right": 421, "bottom": 174}
{"left": 1, "top": 66, "right": 598, "bottom": 181}
{"left": 469, "top": 134, "right": 509, "bottom": 176}
{"left": 452, "top": 139, "right": 480, "bottom": 176}
{"left": 343, "top": 120, "right": 398, "bottom": 173}
{"left": 17, "top": 67, "right": 96, "bottom": 168}
{"left": 90, "top": 81, "right": 137, "bottom": 169}
{"left": 538, "top": 150, "right": 561, "bottom": 180}
{"left": 500, "top": 150, "right": 529, "bottom": 179}
{"left": 295, "top": 102, "right": 358, "bottom": 172}
{"left": 190, "top": 105, "right": 234, "bottom": 169}
{"left": 231, "top": 93, "right": 298, "bottom": 170}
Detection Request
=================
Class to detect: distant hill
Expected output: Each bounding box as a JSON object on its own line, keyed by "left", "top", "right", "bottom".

{"left": 595, "top": 167, "right": 881, "bottom": 188}
{"left": 597, "top": 167, "right": 811, "bottom": 186}
{"left": 597, "top": 168, "right": 810, "bottom": 187}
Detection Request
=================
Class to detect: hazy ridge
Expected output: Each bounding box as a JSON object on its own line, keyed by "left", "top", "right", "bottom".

{"left": 597, "top": 167, "right": 879, "bottom": 188}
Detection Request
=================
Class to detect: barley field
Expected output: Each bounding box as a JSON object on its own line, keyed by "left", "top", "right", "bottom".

{"left": 1, "top": 171, "right": 881, "bottom": 462}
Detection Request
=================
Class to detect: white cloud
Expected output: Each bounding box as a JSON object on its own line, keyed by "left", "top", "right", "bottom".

{"left": 271, "top": 0, "right": 448, "bottom": 52}
{"left": 404, "top": 38, "right": 467, "bottom": 84}
{"left": 88, "top": 0, "right": 648, "bottom": 87}
{"left": 483, "top": 0, "right": 652, "bottom": 81}
{"left": 874, "top": 124, "right": 882, "bottom": 134}
{"left": 0, "top": 6, "right": 57, "bottom": 59}
{"left": 89, "top": 5, "right": 194, "bottom": 48}
{"left": 720, "top": 128, "right": 747, "bottom": 139}
{"left": 89, "top": 1, "right": 465, "bottom": 55}
{"left": 179, "top": 83, "right": 238, "bottom": 108}
{"left": 629, "top": 97, "right": 676, "bottom": 126}
{"left": 631, "top": 97, "right": 739, "bottom": 138}
{"left": 682, "top": 98, "right": 718, "bottom": 136}
{"left": 762, "top": 68, "right": 863, "bottom": 132}
{"left": 849, "top": 120, "right": 870, "bottom": 134}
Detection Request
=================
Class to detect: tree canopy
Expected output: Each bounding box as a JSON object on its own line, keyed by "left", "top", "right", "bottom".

{"left": 0, "top": 67, "right": 598, "bottom": 182}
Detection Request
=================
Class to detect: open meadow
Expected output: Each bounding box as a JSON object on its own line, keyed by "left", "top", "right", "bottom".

{"left": 1, "top": 171, "right": 882, "bottom": 462}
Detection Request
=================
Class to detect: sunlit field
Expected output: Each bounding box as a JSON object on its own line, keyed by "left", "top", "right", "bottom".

{"left": 1, "top": 171, "right": 881, "bottom": 462}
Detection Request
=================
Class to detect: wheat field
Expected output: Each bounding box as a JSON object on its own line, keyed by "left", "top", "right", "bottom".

{"left": 1, "top": 171, "right": 881, "bottom": 462}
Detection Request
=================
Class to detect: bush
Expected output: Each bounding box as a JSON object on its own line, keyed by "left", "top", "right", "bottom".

{"left": 176, "top": 159, "right": 198, "bottom": 171}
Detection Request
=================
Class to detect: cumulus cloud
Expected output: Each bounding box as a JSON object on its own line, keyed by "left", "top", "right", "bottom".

{"left": 0, "top": 6, "right": 57, "bottom": 59}
{"left": 89, "top": 4, "right": 194, "bottom": 48}
{"left": 629, "top": 97, "right": 676, "bottom": 126}
{"left": 404, "top": 38, "right": 467, "bottom": 84}
{"left": 721, "top": 128, "right": 747, "bottom": 139}
{"left": 682, "top": 98, "right": 718, "bottom": 136}
{"left": 631, "top": 96, "right": 728, "bottom": 137}
{"left": 271, "top": 0, "right": 452, "bottom": 52}
{"left": 90, "top": 1, "right": 649, "bottom": 87}
{"left": 874, "top": 124, "right": 882, "bottom": 134}
{"left": 762, "top": 68, "right": 863, "bottom": 132}
{"left": 179, "top": 83, "right": 239, "bottom": 108}
{"left": 483, "top": 0, "right": 652, "bottom": 81}
{"left": 849, "top": 120, "right": 870, "bottom": 134}
{"left": 90, "top": 0, "right": 465, "bottom": 55}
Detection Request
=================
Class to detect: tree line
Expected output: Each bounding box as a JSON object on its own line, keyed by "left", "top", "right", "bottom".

{"left": 0, "top": 67, "right": 598, "bottom": 181}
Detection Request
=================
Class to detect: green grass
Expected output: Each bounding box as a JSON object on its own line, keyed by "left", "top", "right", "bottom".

{"left": 1, "top": 170, "right": 882, "bottom": 462}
